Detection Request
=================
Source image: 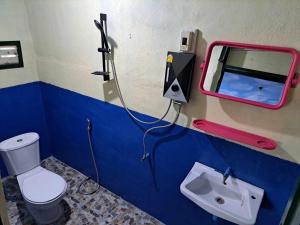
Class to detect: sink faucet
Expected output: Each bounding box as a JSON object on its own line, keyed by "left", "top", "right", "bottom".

{"left": 223, "top": 167, "right": 232, "bottom": 185}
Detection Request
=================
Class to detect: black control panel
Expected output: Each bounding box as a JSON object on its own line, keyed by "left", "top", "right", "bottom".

{"left": 163, "top": 52, "right": 195, "bottom": 103}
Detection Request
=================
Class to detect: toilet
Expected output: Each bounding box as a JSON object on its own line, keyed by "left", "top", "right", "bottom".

{"left": 0, "top": 132, "right": 67, "bottom": 224}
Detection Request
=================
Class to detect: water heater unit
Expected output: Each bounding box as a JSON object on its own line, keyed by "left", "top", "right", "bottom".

{"left": 163, "top": 52, "right": 195, "bottom": 103}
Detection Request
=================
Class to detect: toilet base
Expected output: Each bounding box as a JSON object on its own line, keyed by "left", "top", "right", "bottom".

{"left": 25, "top": 197, "right": 64, "bottom": 224}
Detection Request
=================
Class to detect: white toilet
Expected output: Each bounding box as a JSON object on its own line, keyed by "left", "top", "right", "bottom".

{"left": 0, "top": 132, "right": 67, "bottom": 224}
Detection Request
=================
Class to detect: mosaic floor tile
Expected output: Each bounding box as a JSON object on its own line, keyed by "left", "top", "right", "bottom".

{"left": 2, "top": 156, "right": 164, "bottom": 225}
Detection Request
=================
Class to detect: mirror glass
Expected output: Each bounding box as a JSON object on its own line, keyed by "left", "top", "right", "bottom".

{"left": 203, "top": 46, "right": 293, "bottom": 105}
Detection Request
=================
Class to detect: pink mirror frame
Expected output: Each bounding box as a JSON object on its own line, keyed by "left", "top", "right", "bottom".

{"left": 199, "top": 41, "right": 300, "bottom": 109}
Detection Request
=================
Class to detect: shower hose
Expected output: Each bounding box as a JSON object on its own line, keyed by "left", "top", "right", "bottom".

{"left": 78, "top": 119, "right": 100, "bottom": 195}
{"left": 141, "top": 102, "right": 182, "bottom": 160}
{"left": 110, "top": 55, "right": 182, "bottom": 160}
{"left": 97, "top": 22, "right": 181, "bottom": 160}
{"left": 79, "top": 46, "right": 177, "bottom": 195}
{"left": 109, "top": 56, "right": 172, "bottom": 124}
{"left": 78, "top": 18, "right": 181, "bottom": 195}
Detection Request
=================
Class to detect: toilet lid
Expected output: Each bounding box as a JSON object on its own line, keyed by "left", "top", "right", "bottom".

{"left": 22, "top": 169, "right": 67, "bottom": 203}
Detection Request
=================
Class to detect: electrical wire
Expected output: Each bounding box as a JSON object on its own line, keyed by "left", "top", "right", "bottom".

{"left": 78, "top": 119, "right": 100, "bottom": 195}
{"left": 109, "top": 56, "right": 172, "bottom": 124}
{"left": 141, "top": 102, "right": 182, "bottom": 160}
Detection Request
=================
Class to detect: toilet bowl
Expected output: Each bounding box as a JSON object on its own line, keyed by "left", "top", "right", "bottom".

{"left": 17, "top": 166, "right": 67, "bottom": 224}
{"left": 0, "top": 133, "right": 67, "bottom": 224}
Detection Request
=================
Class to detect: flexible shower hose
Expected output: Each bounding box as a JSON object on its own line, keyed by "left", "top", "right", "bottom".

{"left": 99, "top": 30, "right": 181, "bottom": 161}
{"left": 109, "top": 55, "right": 172, "bottom": 124}
{"left": 141, "top": 102, "right": 182, "bottom": 160}
{"left": 95, "top": 15, "right": 172, "bottom": 125}
{"left": 110, "top": 56, "right": 182, "bottom": 160}
{"left": 78, "top": 120, "right": 100, "bottom": 195}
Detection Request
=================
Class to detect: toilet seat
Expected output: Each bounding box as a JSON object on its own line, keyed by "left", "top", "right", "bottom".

{"left": 17, "top": 166, "right": 67, "bottom": 204}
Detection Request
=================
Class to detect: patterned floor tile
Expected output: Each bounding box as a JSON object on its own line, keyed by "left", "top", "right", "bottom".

{"left": 2, "top": 156, "right": 164, "bottom": 225}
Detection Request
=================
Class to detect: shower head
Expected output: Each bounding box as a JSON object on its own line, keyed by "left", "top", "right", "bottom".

{"left": 94, "top": 20, "right": 104, "bottom": 32}
{"left": 94, "top": 19, "right": 109, "bottom": 49}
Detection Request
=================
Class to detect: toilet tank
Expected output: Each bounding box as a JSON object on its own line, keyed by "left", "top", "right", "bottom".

{"left": 0, "top": 133, "right": 40, "bottom": 176}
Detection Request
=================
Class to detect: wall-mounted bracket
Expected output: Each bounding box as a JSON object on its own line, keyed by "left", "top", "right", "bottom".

{"left": 98, "top": 48, "right": 110, "bottom": 53}
{"left": 91, "top": 71, "right": 110, "bottom": 81}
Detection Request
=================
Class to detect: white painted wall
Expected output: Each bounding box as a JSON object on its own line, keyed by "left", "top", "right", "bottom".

{"left": 24, "top": 0, "right": 300, "bottom": 163}
{"left": 0, "top": 0, "right": 38, "bottom": 88}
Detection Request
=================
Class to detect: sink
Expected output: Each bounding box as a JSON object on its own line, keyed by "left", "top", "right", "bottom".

{"left": 180, "top": 162, "right": 264, "bottom": 225}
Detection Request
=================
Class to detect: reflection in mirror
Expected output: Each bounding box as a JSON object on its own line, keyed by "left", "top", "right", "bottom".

{"left": 204, "top": 46, "right": 293, "bottom": 105}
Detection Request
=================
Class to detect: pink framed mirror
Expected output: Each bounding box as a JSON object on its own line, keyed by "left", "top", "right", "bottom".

{"left": 199, "top": 41, "right": 299, "bottom": 109}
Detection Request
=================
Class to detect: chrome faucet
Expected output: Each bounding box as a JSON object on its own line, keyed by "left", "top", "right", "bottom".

{"left": 222, "top": 167, "right": 232, "bottom": 185}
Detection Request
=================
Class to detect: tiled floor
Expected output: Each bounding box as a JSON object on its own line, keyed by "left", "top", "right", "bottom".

{"left": 2, "top": 156, "right": 164, "bottom": 225}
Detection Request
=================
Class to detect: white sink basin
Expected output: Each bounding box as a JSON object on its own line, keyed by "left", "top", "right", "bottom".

{"left": 180, "top": 162, "right": 264, "bottom": 225}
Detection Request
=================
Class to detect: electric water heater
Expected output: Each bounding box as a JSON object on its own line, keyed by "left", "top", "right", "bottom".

{"left": 163, "top": 52, "right": 195, "bottom": 103}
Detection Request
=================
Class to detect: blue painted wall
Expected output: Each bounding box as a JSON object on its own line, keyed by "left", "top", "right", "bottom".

{"left": 0, "top": 82, "right": 299, "bottom": 224}
{"left": 0, "top": 82, "right": 52, "bottom": 177}
{"left": 39, "top": 82, "right": 300, "bottom": 225}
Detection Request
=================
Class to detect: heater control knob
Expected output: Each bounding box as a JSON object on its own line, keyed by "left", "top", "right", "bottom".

{"left": 171, "top": 84, "right": 180, "bottom": 92}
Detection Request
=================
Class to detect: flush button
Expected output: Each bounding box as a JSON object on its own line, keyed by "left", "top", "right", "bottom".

{"left": 17, "top": 139, "right": 23, "bottom": 142}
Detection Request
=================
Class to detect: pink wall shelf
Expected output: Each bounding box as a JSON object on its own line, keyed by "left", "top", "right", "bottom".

{"left": 193, "top": 119, "right": 277, "bottom": 150}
